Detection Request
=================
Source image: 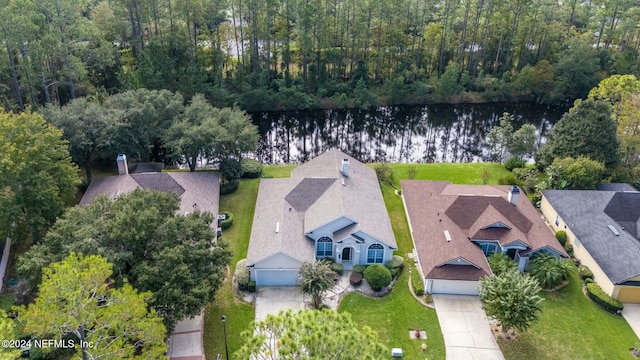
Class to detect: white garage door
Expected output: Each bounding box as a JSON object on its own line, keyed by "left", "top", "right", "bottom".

{"left": 256, "top": 269, "right": 300, "bottom": 286}
{"left": 430, "top": 279, "right": 479, "bottom": 295}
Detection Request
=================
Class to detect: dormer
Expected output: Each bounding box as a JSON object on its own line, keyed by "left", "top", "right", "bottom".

{"left": 481, "top": 221, "right": 512, "bottom": 230}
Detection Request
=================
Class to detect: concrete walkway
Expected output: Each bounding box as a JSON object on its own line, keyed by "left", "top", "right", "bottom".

{"left": 255, "top": 287, "right": 306, "bottom": 322}
{"left": 432, "top": 295, "right": 505, "bottom": 360}
{"left": 167, "top": 311, "right": 205, "bottom": 360}
{"left": 622, "top": 303, "right": 640, "bottom": 340}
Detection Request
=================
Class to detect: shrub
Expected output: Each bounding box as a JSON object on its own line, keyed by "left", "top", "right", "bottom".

{"left": 415, "top": 287, "right": 424, "bottom": 296}
{"left": 529, "top": 252, "right": 573, "bottom": 289}
{"left": 564, "top": 244, "right": 574, "bottom": 257}
{"left": 247, "top": 281, "right": 257, "bottom": 293}
{"left": 389, "top": 267, "right": 401, "bottom": 278}
{"left": 353, "top": 265, "right": 367, "bottom": 274}
{"left": 235, "top": 260, "right": 250, "bottom": 291}
{"left": 488, "top": 253, "right": 518, "bottom": 276}
{"left": 374, "top": 163, "right": 396, "bottom": 187}
{"left": 585, "top": 278, "right": 594, "bottom": 284}
{"left": 350, "top": 272, "right": 363, "bottom": 286}
{"left": 497, "top": 174, "right": 519, "bottom": 185}
{"left": 578, "top": 265, "right": 594, "bottom": 281}
{"left": 586, "top": 282, "right": 623, "bottom": 313}
{"left": 555, "top": 231, "right": 568, "bottom": 247}
{"left": 241, "top": 158, "right": 263, "bottom": 178}
{"left": 330, "top": 262, "right": 344, "bottom": 276}
{"left": 363, "top": 264, "right": 392, "bottom": 291}
{"left": 384, "top": 255, "right": 405, "bottom": 270}
{"left": 219, "top": 211, "right": 234, "bottom": 230}
{"left": 220, "top": 179, "right": 240, "bottom": 195}
{"left": 505, "top": 156, "right": 526, "bottom": 171}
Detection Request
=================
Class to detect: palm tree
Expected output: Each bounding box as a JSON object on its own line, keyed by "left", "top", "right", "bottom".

{"left": 298, "top": 260, "right": 337, "bottom": 309}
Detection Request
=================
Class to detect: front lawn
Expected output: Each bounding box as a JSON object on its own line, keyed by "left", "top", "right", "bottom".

{"left": 500, "top": 269, "right": 638, "bottom": 360}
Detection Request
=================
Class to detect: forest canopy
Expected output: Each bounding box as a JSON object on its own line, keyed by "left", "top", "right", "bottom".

{"left": 2, "top": 0, "right": 640, "bottom": 111}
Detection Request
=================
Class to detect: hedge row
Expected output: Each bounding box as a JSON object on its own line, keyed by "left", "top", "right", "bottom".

{"left": 219, "top": 211, "right": 234, "bottom": 230}
{"left": 586, "top": 282, "right": 623, "bottom": 313}
{"left": 220, "top": 179, "right": 239, "bottom": 195}
{"left": 411, "top": 265, "right": 424, "bottom": 296}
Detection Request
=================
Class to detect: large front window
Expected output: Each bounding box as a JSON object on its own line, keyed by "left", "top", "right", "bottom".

{"left": 481, "top": 243, "right": 498, "bottom": 257}
{"left": 367, "top": 244, "right": 384, "bottom": 263}
{"left": 316, "top": 237, "right": 333, "bottom": 258}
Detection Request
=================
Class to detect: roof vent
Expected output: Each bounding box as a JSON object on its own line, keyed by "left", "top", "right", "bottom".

{"left": 444, "top": 230, "right": 452, "bottom": 242}
{"left": 341, "top": 158, "right": 350, "bottom": 177}
{"left": 276, "top": 222, "right": 280, "bottom": 233}
{"left": 608, "top": 225, "right": 620, "bottom": 236}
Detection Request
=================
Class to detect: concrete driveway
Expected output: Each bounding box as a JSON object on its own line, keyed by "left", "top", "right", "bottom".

{"left": 622, "top": 303, "right": 640, "bottom": 339}
{"left": 432, "top": 295, "right": 505, "bottom": 360}
{"left": 255, "top": 287, "right": 306, "bottom": 322}
{"left": 167, "top": 311, "right": 205, "bottom": 360}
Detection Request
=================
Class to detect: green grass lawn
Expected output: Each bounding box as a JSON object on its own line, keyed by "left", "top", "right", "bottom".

{"left": 203, "top": 178, "right": 259, "bottom": 359}
{"left": 500, "top": 269, "right": 639, "bottom": 360}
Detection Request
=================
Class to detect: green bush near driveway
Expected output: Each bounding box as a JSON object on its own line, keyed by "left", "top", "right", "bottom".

{"left": 586, "top": 282, "right": 624, "bottom": 313}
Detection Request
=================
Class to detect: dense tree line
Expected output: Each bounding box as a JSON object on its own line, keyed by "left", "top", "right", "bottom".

{"left": 2, "top": 0, "right": 640, "bottom": 111}
{"left": 38, "top": 89, "right": 258, "bottom": 181}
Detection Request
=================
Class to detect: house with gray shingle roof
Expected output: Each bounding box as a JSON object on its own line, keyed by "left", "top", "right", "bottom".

{"left": 402, "top": 181, "right": 566, "bottom": 295}
{"left": 80, "top": 155, "right": 220, "bottom": 222}
{"left": 541, "top": 187, "right": 640, "bottom": 303}
{"left": 246, "top": 149, "right": 397, "bottom": 286}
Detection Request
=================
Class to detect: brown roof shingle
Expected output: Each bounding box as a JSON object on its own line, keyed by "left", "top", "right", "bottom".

{"left": 402, "top": 180, "right": 566, "bottom": 282}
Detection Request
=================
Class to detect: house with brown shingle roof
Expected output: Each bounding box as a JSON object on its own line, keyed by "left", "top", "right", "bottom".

{"left": 402, "top": 180, "right": 566, "bottom": 295}
{"left": 246, "top": 149, "right": 397, "bottom": 286}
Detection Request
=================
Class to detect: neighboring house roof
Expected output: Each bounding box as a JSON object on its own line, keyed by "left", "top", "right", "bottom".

{"left": 403, "top": 181, "right": 566, "bottom": 282}
{"left": 542, "top": 190, "right": 640, "bottom": 284}
{"left": 246, "top": 149, "right": 397, "bottom": 266}
{"left": 596, "top": 183, "right": 638, "bottom": 192}
{"left": 80, "top": 171, "right": 220, "bottom": 217}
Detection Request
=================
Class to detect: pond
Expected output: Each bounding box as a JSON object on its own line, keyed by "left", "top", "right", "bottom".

{"left": 251, "top": 102, "right": 570, "bottom": 164}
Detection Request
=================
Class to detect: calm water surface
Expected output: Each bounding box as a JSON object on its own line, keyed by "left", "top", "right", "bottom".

{"left": 251, "top": 102, "right": 570, "bottom": 164}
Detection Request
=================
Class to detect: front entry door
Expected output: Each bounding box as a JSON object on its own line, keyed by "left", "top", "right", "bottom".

{"left": 342, "top": 247, "right": 352, "bottom": 261}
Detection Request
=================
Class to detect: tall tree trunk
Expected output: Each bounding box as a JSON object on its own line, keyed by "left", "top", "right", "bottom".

{"left": 5, "top": 45, "right": 24, "bottom": 111}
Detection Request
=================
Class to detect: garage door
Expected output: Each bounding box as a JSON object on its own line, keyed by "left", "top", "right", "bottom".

{"left": 616, "top": 286, "right": 640, "bottom": 303}
{"left": 430, "top": 279, "right": 479, "bottom": 295}
{"left": 255, "top": 269, "right": 300, "bottom": 286}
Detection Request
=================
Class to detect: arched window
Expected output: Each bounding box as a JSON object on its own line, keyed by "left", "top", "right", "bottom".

{"left": 316, "top": 237, "right": 333, "bottom": 258}
{"left": 367, "top": 244, "right": 384, "bottom": 263}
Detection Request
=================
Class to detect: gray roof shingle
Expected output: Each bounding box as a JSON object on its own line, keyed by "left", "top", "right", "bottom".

{"left": 542, "top": 190, "right": 640, "bottom": 284}
{"left": 80, "top": 171, "right": 220, "bottom": 219}
{"left": 246, "top": 149, "right": 396, "bottom": 266}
